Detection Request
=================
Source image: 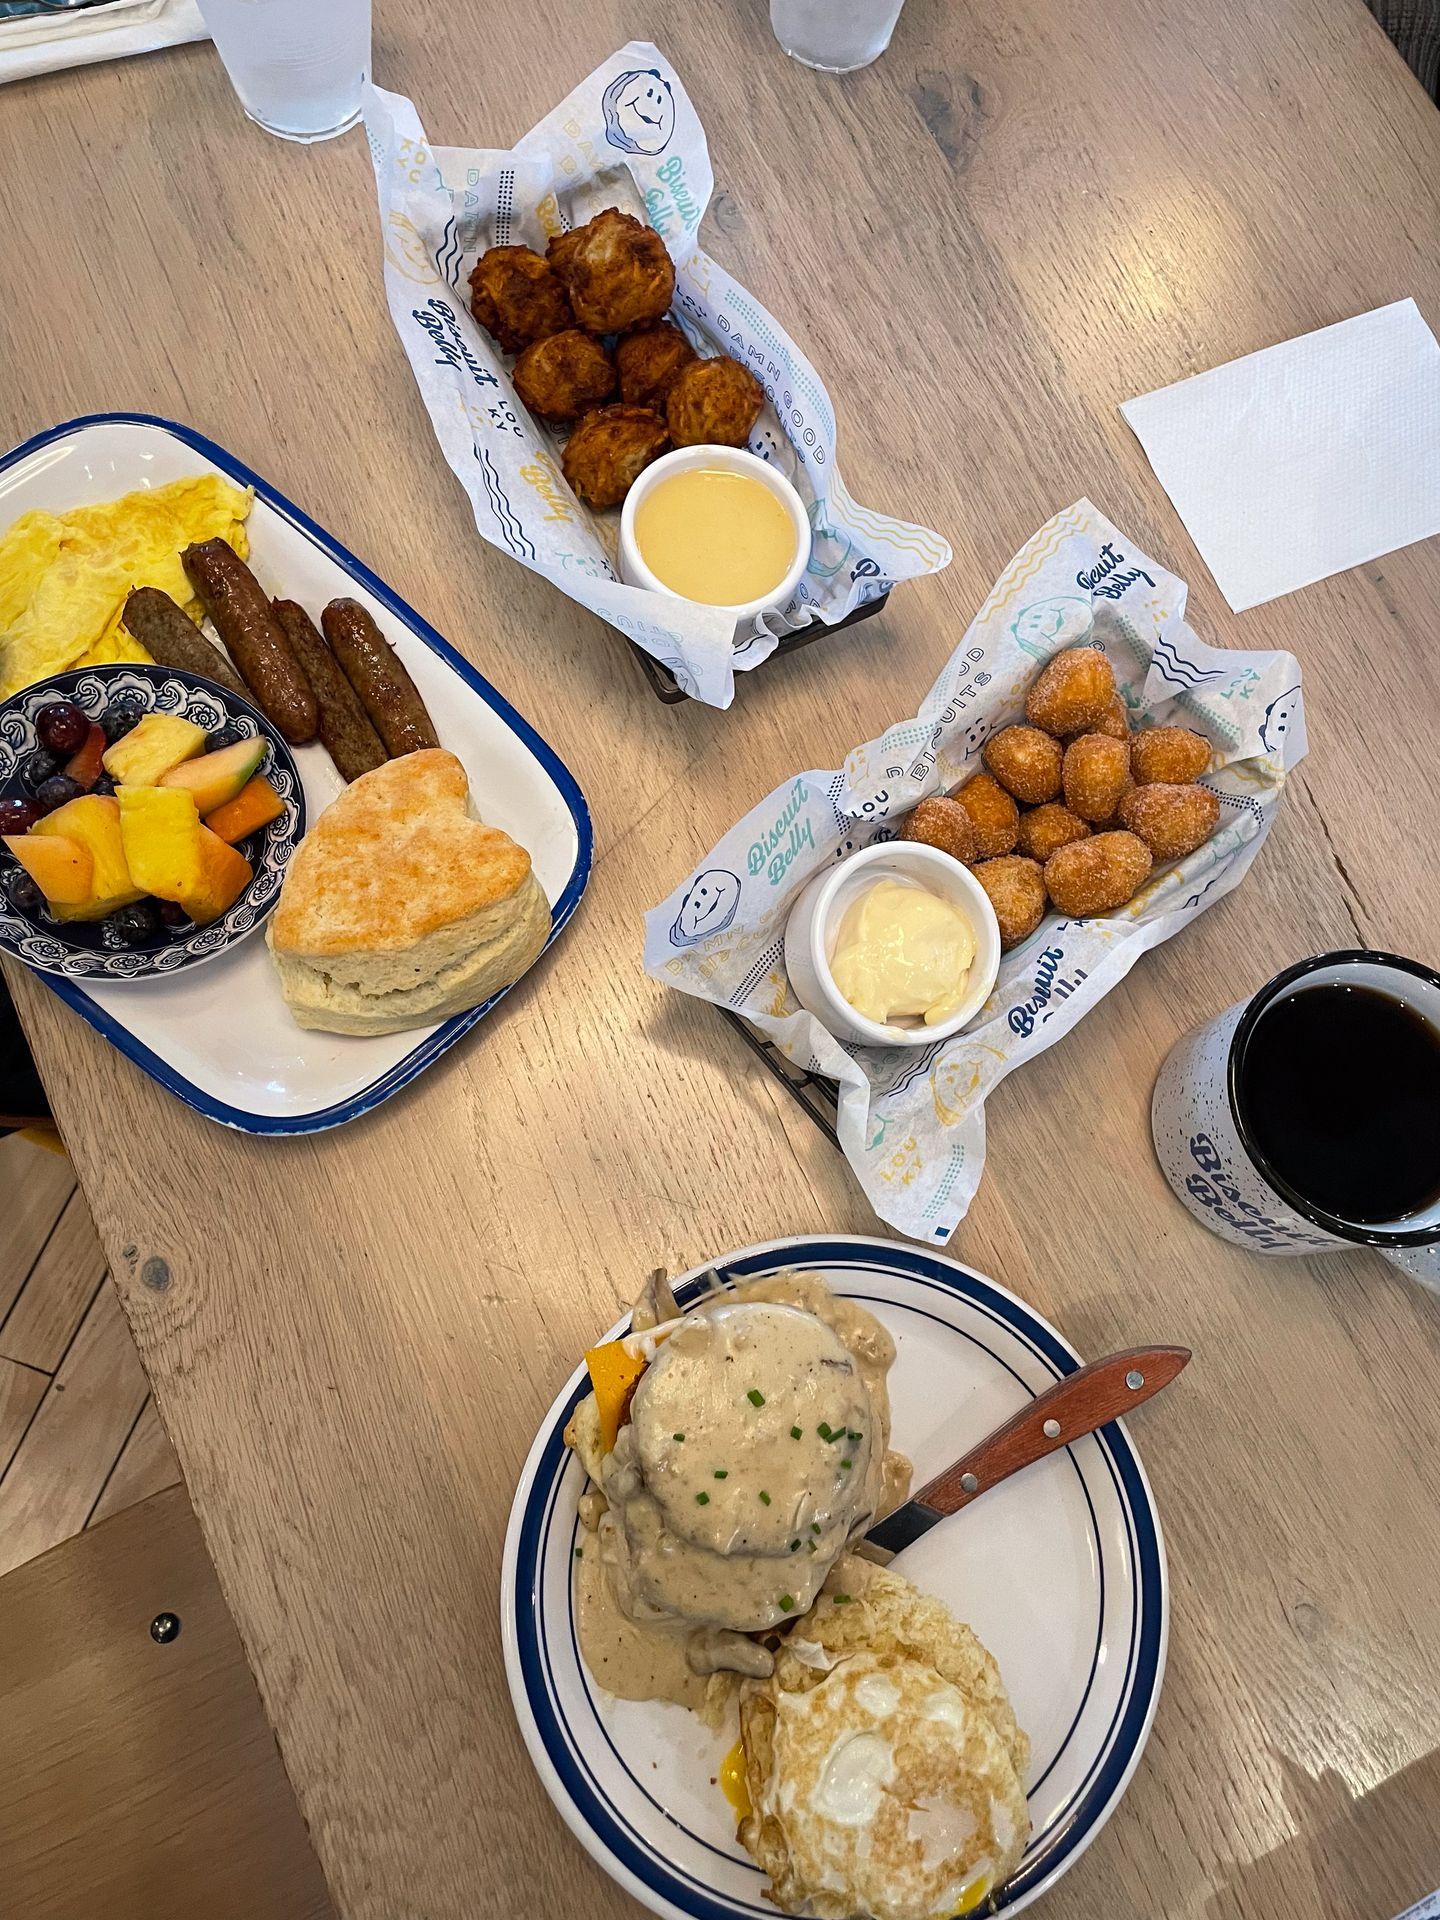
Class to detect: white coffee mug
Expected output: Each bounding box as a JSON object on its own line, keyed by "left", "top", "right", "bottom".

{"left": 1152, "top": 951, "right": 1440, "bottom": 1289}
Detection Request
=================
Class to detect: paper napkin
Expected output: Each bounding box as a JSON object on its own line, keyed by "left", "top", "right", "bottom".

{"left": 1122, "top": 299, "right": 1440, "bottom": 611}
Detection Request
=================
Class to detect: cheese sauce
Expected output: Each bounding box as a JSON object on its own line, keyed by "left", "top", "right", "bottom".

{"left": 573, "top": 1272, "right": 910, "bottom": 1711}
{"left": 633, "top": 466, "right": 797, "bottom": 606}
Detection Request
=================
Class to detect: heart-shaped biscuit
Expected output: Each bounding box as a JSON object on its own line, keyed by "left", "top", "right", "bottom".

{"left": 270, "top": 748, "right": 534, "bottom": 961}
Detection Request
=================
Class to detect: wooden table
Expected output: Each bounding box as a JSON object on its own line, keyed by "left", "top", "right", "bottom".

{"left": 3, "top": 2, "right": 1440, "bottom": 1915}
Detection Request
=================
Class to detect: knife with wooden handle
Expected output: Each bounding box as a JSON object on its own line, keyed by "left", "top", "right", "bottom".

{"left": 864, "top": 1345, "right": 1191, "bottom": 1557}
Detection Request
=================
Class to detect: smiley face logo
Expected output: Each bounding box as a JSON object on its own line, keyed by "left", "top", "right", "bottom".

{"left": 670, "top": 868, "right": 741, "bottom": 945}
{"left": 1260, "top": 683, "right": 1301, "bottom": 756}
{"left": 1009, "top": 597, "right": 1092, "bottom": 661}
{"left": 602, "top": 70, "right": 676, "bottom": 157}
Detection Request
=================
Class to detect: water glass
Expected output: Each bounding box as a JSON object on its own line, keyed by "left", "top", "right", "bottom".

{"left": 196, "top": 0, "right": 371, "bottom": 143}
{"left": 768, "top": 0, "right": 908, "bottom": 73}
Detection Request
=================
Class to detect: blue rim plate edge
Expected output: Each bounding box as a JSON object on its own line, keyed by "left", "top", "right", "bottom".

{"left": 0, "top": 411, "right": 595, "bottom": 1135}
{"left": 499, "top": 1234, "right": 1170, "bottom": 1920}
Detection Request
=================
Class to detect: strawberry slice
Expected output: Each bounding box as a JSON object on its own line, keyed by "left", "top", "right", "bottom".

{"left": 63, "top": 721, "right": 107, "bottom": 792}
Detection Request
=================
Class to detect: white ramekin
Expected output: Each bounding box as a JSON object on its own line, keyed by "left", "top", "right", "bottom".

{"left": 783, "top": 841, "right": 1002, "bottom": 1049}
{"left": 619, "top": 445, "right": 811, "bottom": 632}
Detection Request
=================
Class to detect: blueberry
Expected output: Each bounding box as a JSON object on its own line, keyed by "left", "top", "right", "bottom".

{"left": 206, "top": 724, "right": 244, "bottom": 752}
{"left": 20, "top": 746, "right": 60, "bottom": 791}
{"left": 157, "top": 899, "right": 190, "bottom": 928}
{"left": 101, "top": 701, "right": 145, "bottom": 744}
{"left": 34, "top": 774, "right": 83, "bottom": 815}
{"left": 106, "top": 901, "right": 162, "bottom": 948}
{"left": 7, "top": 871, "right": 45, "bottom": 917}
{"left": 91, "top": 772, "right": 117, "bottom": 797}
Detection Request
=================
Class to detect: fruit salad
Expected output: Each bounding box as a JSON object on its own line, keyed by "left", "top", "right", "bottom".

{"left": 0, "top": 696, "right": 285, "bottom": 949}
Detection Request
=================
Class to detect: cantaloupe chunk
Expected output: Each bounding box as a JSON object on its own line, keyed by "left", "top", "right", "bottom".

{"left": 584, "top": 1341, "right": 649, "bottom": 1453}
{"left": 32, "top": 795, "right": 143, "bottom": 916}
{"left": 3, "top": 832, "right": 93, "bottom": 906}
{"left": 179, "top": 825, "right": 252, "bottom": 926}
{"left": 203, "top": 774, "right": 285, "bottom": 845}
{"left": 160, "top": 736, "right": 265, "bottom": 814}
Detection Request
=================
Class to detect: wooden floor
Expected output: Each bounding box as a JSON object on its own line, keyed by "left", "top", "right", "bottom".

{"left": 0, "top": 1132, "right": 181, "bottom": 1578}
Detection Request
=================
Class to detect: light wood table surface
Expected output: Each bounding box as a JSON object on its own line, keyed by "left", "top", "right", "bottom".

{"left": 3, "top": 1, "right": 1440, "bottom": 1916}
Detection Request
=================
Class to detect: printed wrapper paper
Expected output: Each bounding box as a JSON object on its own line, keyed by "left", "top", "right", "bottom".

{"left": 363, "top": 44, "right": 950, "bottom": 709}
{"left": 644, "top": 502, "right": 1307, "bottom": 1244}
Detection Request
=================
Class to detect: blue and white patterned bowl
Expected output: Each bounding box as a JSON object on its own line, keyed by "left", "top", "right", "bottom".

{"left": 0, "top": 664, "right": 304, "bottom": 980}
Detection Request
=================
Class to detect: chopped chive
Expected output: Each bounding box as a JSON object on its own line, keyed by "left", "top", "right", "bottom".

{"left": 840, "top": 1458, "right": 853, "bottom": 1470}
{"left": 695, "top": 1492, "right": 710, "bottom": 1505}
{"left": 810, "top": 1522, "right": 821, "bottom": 1535}
{"left": 833, "top": 1594, "right": 852, "bottom": 1605}
{"left": 807, "top": 1540, "right": 817, "bottom": 1554}
{"left": 713, "top": 1468, "right": 728, "bottom": 1479}
{"left": 827, "top": 1429, "right": 847, "bottom": 1444}
{"left": 673, "top": 1432, "right": 685, "bottom": 1442}
{"left": 847, "top": 1430, "right": 862, "bottom": 1442}
{"left": 747, "top": 1389, "right": 766, "bottom": 1407}
{"left": 778, "top": 1594, "right": 795, "bottom": 1613}
{"left": 790, "top": 1540, "right": 800, "bottom": 1553}
{"left": 758, "top": 1490, "right": 772, "bottom": 1506}
{"left": 574, "top": 1546, "right": 583, "bottom": 1559}
{"left": 790, "top": 1426, "right": 803, "bottom": 1440}
{"left": 817, "top": 1422, "right": 833, "bottom": 1441}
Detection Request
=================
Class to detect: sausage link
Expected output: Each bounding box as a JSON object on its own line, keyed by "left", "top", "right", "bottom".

{"left": 181, "top": 540, "right": 318, "bottom": 745}
{"left": 321, "top": 599, "right": 438, "bottom": 757}
{"left": 122, "top": 587, "right": 249, "bottom": 699}
{"left": 271, "top": 599, "right": 387, "bottom": 783}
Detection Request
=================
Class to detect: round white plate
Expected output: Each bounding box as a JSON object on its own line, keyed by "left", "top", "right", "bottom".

{"left": 501, "top": 1235, "right": 1168, "bottom": 1919}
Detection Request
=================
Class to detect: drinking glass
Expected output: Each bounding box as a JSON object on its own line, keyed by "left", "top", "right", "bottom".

{"left": 196, "top": 0, "right": 371, "bottom": 143}
{"left": 768, "top": 0, "right": 908, "bottom": 72}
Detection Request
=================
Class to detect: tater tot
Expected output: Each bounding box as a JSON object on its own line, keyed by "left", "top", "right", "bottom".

{"left": 512, "top": 329, "right": 616, "bottom": 423}
{"left": 1025, "top": 647, "right": 1116, "bottom": 736}
{"left": 1118, "top": 782, "right": 1220, "bottom": 860}
{"left": 972, "top": 856, "right": 1047, "bottom": 950}
{"left": 1130, "top": 725, "right": 1212, "bottom": 785}
{"left": 982, "top": 725, "right": 1062, "bottom": 804}
{"left": 1063, "top": 733, "right": 1132, "bottom": 823}
{"left": 1044, "top": 831, "right": 1153, "bottom": 916}
{"left": 468, "top": 245, "right": 574, "bottom": 354}
{"left": 1016, "top": 802, "right": 1090, "bottom": 862}
{"left": 951, "top": 771, "right": 1019, "bottom": 858}
{"left": 1081, "top": 694, "right": 1131, "bottom": 742}
{"left": 899, "top": 795, "right": 978, "bottom": 864}
{"left": 666, "top": 356, "right": 765, "bottom": 448}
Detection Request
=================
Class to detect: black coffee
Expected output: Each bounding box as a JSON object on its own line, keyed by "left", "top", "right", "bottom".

{"left": 1238, "top": 982, "right": 1440, "bottom": 1226}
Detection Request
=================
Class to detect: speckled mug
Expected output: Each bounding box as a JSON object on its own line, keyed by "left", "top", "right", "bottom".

{"left": 1152, "top": 952, "right": 1440, "bottom": 1290}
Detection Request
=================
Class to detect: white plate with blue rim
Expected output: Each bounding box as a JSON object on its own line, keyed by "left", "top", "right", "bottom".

{"left": 0, "top": 413, "right": 592, "bottom": 1133}
{"left": 502, "top": 1235, "right": 1168, "bottom": 1920}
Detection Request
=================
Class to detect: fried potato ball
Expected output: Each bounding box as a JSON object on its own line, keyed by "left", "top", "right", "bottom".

{"left": 1063, "top": 733, "right": 1133, "bottom": 824}
{"left": 982, "top": 725, "right": 1063, "bottom": 804}
{"left": 547, "top": 208, "right": 675, "bottom": 333}
{"left": 973, "top": 855, "right": 1047, "bottom": 950}
{"left": 1130, "top": 725, "right": 1212, "bottom": 785}
{"left": 468, "top": 245, "right": 574, "bottom": 354}
{"left": 1081, "top": 694, "right": 1131, "bottom": 742}
{"left": 951, "top": 772, "right": 1019, "bottom": 858}
{"left": 561, "top": 404, "right": 670, "bottom": 510}
{"left": 667, "top": 356, "right": 765, "bottom": 448}
{"left": 1025, "top": 647, "right": 1116, "bottom": 737}
{"left": 615, "top": 321, "right": 698, "bottom": 411}
{"left": 1118, "top": 782, "right": 1220, "bottom": 860}
{"left": 512, "top": 329, "right": 616, "bottom": 424}
{"left": 899, "top": 795, "right": 978, "bottom": 864}
{"left": 1016, "top": 802, "right": 1090, "bottom": 863}
{"left": 1044, "top": 831, "right": 1153, "bottom": 916}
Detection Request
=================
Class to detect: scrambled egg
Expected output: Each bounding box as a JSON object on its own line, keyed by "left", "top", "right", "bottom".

{"left": 0, "top": 474, "right": 252, "bottom": 698}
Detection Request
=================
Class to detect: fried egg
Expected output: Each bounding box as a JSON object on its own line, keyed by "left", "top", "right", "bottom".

{"left": 0, "top": 474, "right": 252, "bottom": 698}
{"left": 737, "top": 1558, "right": 1030, "bottom": 1920}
